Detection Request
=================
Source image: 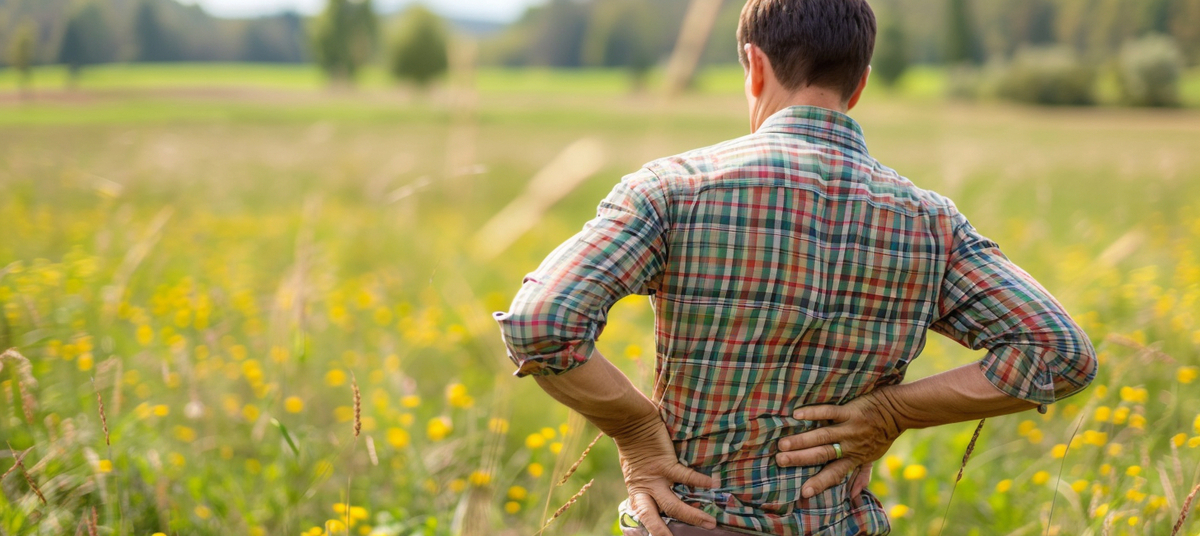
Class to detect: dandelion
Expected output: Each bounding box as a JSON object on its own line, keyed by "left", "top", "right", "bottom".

{"left": 1187, "top": 436, "right": 1200, "bottom": 448}
{"left": 525, "top": 433, "right": 547, "bottom": 449}
{"left": 1126, "top": 465, "right": 1141, "bottom": 477}
{"left": 349, "top": 506, "right": 368, "bottom": 521}
{"left": 902, "top": 465, "right": 927, "bottom": 480}
{"left": 1032, "top": 471, "right": 1050, "bottom": 485}
{"left": 469, "top": 470, "right": 491, "bottom": 487}
{"left": 995, "top": 479, "right": 1012, "bottom": 493}
{"left": 1017, "top": 420, "right": 1036, "bottom": 436}
{"left": 445, "top": 384, "right": 474, "bottom": 409}
{"left": 1194, "top": 414, "right": 1200, "bottom": 435}
{"left": 528, "top": 462, "right": 544, "bottom": 478}
{"left": 1094, "top": 503, "right": 1109, "bottom": 518}
{"left": 1113, "top": 407, "right": 1130, "bottom": 425}
{"left": 1094, "top": 406, "right": 1112, "bottom": 423}
{"left": 884, "top": 455, "right": 903, "bottom": 475}
{"left": 448, "top": 479, "right": 467, "bottom": 493}
{"left": 77, "top": 353, "right": 94, "bottom": 371}
{"left": 385, "top": 427, "right": 410, "bottom": 448}
{"left": 1107, "top": 444, "right": 1124, "bottom": 456}
{"left": 153, "top": 404, "right": 170, "bottom": 417}
{"left": 1179, "top": 367, "right": 1198, "bottom": 384}
{"left": 1083, "top": 430, "right": 1108, "bottom": 447}
{"left": 1027, "top": 428, "right": 1044, "bottom": 444}
{"left": 401, "top": 395, "right": 421, "bottom": 408}
{"left": 1129, "top": 414, "right": 1146, "bottom": 430}
{"left": 550, "top": 442, "right": 563, "bottom": 454}
{"left": 195, "top": 505, "right": 212, "bottom": 519}
{"left": 285, "top": 396, "right": 305, "bottom": 413}
{"left": 1051, "top": 444, "right": 1068, "bottom": 458}
{"left": 426, "top": 417, "right": 452, "bottom": 441}
{"left": 326, "top": 519, "right": 347, "bottom": 533}
{"left": 540, "top": 427, "right": 556, "bottom": 440}
{"left": 488, "top": 418, "right": 510, "bottom": 434}
{"left": 1071, "top": 480, "right": 1088, "bottom": 493}
{"left": 97, "top": 460, "right": 113, "bottom": 473}
{"left": 505, "top": 501, "right": 521, "bottom": 514}
{"left": 326, "top": 370, "right": 347, "bottom": 387}
{"left": 174, "top": 426, "right": 197, "bottom": 443}
{"left": 508, "top": 485, "right": 528, "bottom": 500}
{"left": 889, "top": 504, "right": 910, "bottom": 518}
{"left": 1100, "top": 464, "right": 1113, "bottom": 476}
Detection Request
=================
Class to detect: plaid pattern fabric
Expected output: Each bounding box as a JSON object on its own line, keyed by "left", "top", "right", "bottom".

{"left": 493, "top": 106, "right": 1097, "bottom": 536}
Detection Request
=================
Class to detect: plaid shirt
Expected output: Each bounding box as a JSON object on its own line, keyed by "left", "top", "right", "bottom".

{"left": 494, "top": 106, "right": 1097, "bottom": 536}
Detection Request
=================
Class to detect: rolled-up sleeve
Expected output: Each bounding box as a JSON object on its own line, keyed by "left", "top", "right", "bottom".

{"left": 932, "top": 211, "right": 1098, "bottom": 406}
{"left": 493, "top": 168, "right": 670, "bottom": 377}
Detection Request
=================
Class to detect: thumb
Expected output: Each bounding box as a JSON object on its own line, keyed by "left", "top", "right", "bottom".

{"left": 666, "top": 464, "right": 717, "bottom": 489}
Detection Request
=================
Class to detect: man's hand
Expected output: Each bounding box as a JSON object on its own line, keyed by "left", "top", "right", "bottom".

{"left": 615, "top": 414, "right": 718, "bottom": 536}
{"left": 774, "top": 389, "right": 902, "bottom": 499}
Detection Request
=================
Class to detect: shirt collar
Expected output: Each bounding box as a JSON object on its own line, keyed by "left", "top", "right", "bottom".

{"left": 756, "top": 105, "right": 869, "bottom": 156}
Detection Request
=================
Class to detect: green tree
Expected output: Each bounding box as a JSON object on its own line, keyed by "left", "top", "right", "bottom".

{"left": 873, "top": 14, "right": 910, "bottom": 88}
{"left": 311, "top": 0, "right": 379, "bottom": 84}
{"left": 945, "top": 0, "right": 985, "bottom": 64}
{"left": 583, "top": 0, "right": 656, "bottom": 88}
{"left": 7, "top": 22, "right": 35, "bottom": 95}
{"left": 57, "top": 1, "right": 117, "bottom": 85}
{"left": 134, "top": 0, "right": 180, "bottom": 62}
{"left": 388, "top": 6, "right": 450, "bottom": 88}
{"left": 1118, "top": 34, "right": 1184, "bottom": 107}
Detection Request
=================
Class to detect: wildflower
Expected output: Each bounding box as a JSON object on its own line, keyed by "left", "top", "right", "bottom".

{"left": 77, "top": 353, "right": 94, "bottom": 371}
{"left": 528, "top": 463, "right": 544, "bottom": 478}
{"left": 153, "top": 404, "right": 170, "bottom": 417}
{"left": 1051, "top": 444, "right": 1068, "bottom": 458}
{"left": 349, "top": 506, "right": 368, "bottom": 521}
{"left": 1112, "top": 407, "right": 1130, "bottom": 425}
{"left": 174, "top": 426, "right": 197, "bottom": 443}
{"left": 1071, "top": 480, "right": 1087, "bottom": 493}
{"left": 889, "top": 504, "right": 910, "bottom": 518}
{"left": 1032, "top": 471, "right": 1050, "bottom": 485}
{"left": 1125, "top": 465, "right": 1141, "bottom": 477}
{"left": 1194, "top": 414, "right": 1200, "bottom": 435}
{"left": 1094, "top": 406, "right": 1112, "bottom": 423}
{"left": 488, "top": 418, "right": 510, "bottom": 434}
{"left": 326, "top": 370, "right": 347, "bottom": 387}
{"left": 1107, "top": 443, "right": 1123, "bottom": 456}
{"left": 884, "top": 455, "right": 903, "bottom": 475}
{"left": 1093, "top": 503, "right": 1109, "bottom": 518}
{"left": 1127, "top": 516, "right": 1139, "bottom": 526}
{"left": 1027, "top": 428, "right": 1044, "bottom": 444}
{"left": 1118, "top": 386, "right": 1147, "bottom": 404}
{"left": 243, "top": 404, "right": 261, "bottom": 422}
{"left": 1179, "top": 367, "right": 1199, "bottom": 384}
{"left": 446, "top": 384, "right": 474, "bottom": 409}
{"left": 449, "top": 479, "right": 467, "bottom": 493}
{"left": 326, "top": 519, "right": 347, "bottom": 533}
{"left": 1017, "top": 420, "right": 1036, "bottom": 436}
{"left": 1082, "top": 430, "right": 1108, "bottom": 447}
{"left": 525, "top": 433, "right": 546, "bottom": 449}
{"left": 508, "top": 486, "right": 528, "bottom": 500}
{"left": 195, "top": 505, "right": 212, "bottom": 519}
{"left": 550, "top": 442, "right": 563, "bottom": 454}
{"left": 427, "top": 417, "right": 452, "bottom": 441}
{"left": 540, "top": 427, "right": 556, "bottom": 440}
{"left": 1188, "top": 436, "right": 1200, "bottom": 448}
{"left": 469, "top": 470, "right": 491, "bottom": 487}
{"left": 1172, "top": 433, "right": 1187, "bottom": 448}
{"left": 902, "top": 465, "right": 926, "bottom": 480}
{"left": 386, "top": 428, "right": 410, "bottom": 449}
{"left": 401, "top": 395, "right": 421, "bottom": 408}
{"left": 98, "top": 459, "right": 113, "bottom": 473}
{"left": 995, "top": 479, "right": 1012, "bottom": 493}
{"left": 1128, "top": 414, "right": 1146, "bottom": 430}
{"left": 1125, "top": 489, "right": 1147, "bottom": 503}
{"left": 504, "top": 501, "right": 521, "bottom": 514}
{"left": 285, "top": 396, "right": 305, "bottom": 413}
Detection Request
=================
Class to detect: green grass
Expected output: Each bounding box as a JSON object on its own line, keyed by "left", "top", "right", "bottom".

{"left": 1, "top": 66, "right": 1200, "bottom": 536}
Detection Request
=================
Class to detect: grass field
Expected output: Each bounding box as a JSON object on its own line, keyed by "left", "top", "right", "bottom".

{"left": 2, "top": 64, "right": 1200, "bottom": 536}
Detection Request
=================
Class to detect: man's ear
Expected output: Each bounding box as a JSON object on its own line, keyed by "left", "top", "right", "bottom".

{"left": 846, "top": 66, "right": 872, "bottom": 111}
{"left": 745, "top": 43, "right": 767, "bottom": 98}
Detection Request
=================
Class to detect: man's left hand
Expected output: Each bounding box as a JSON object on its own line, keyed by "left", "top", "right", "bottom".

{"left": 615, "top": 416, "right": 719, "bottom": 536}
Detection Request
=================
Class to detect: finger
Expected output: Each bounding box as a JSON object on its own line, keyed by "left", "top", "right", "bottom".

{"left": 654, "top": 488, "right": 717, "bottom": 529}
{"left": 851, "top": 463, "right": 873, "bottom": 497}
{"left": 777, "top": 426, "right": 838, "bottom": 452}
{"left": 775, "top": 444, "right": 840, "bottom": 468}
{"left": 630, "top": 492, "right": 671, "bottom": 536}
{"left": 665, "top": 464, "right": 718, "bottom": 489}
{"left": 792, "top": 404, "right": 847, "bottom": 423}
{"left": 801, "top": 458, "right": 857, "bottom": 499}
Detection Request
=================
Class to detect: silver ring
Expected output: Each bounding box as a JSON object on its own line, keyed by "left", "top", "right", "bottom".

{"left": 832, "top": 443, "right": 844, "bottom": 460}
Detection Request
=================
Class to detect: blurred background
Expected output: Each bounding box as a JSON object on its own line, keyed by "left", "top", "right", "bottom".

{"left": 1, "top": 1, "right": 1199, "bottom": 536}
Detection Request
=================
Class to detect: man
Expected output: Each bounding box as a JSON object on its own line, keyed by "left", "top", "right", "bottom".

{"left": 493, "top": 0, "right": 1098, "bottom": 534}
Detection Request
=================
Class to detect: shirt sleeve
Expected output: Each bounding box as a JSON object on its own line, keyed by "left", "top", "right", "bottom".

{"left": 493, "top": 168, "right": 670, "bottom": 377}
{"left": 931, "top": 210, "right": 1098, "bottom": 407}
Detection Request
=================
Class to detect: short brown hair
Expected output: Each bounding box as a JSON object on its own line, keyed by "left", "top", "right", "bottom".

{"left": 738, "top": 0, "right": 877, "bottom": 101}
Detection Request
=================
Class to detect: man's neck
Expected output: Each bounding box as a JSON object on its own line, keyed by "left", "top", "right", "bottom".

{"left": 751, "top": 86, "right": 849, "bottom": 132}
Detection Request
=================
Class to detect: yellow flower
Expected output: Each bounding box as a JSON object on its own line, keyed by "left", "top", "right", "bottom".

{"left": 1032, "top": 471, "right": 1050, "bottom": 485}
{"left": 399, "top": 413, "right": 414, "bottom": 427}
{"left": 153, "top": 404, "right": 170, "bottom": 417}
{"left": 1194, "top": 414, "right": 1200, "bottom": 435}
{"left": 449, "top": 479, "right": 467, "bottom": 493}
{"left": 504, "top": 501, "right": 521, "bottom": 514}
{"left": 1093, "top": 406, "right": 1112, "bottom": 423}
{"left": 427, "top": 417, "right": 452, "bottom": 441}
{"left": 1128, "top": 414, "right": 1146, "bottom": 430}
{"left": 884, "top": 455, "right": 903, "bottom": 475}
{"left": 349, "top": 506, "right": 368, "bottom": 520}
{"left": 1094, "top": 503, "right": 1109, "bottom": 518}
{"left": 1113, "top": 407, "right": 1130, "bottom": 425}
{"left": 1179, "top": 367, "right": 1199, "bottom": 384}
{"left": 1127, "top": 516, "right": 1139, "bottom": 526}
{"left": 540, "top": 427, "right": 556, "bottom": 440}
{"left": 333, "top": 503, "right": 348, "bottom": 514}
{"left": 401, "top": 395, "right": 421, "bottom": 408}
{"left": 98, "top": 459, "right": 113, "bottom": 473}
{"left": 1188, "top": 436, "right": 1200, "bottom": 448}
{"left": 508, "top": 486, "right": 528, "bottom": 500}
{"left": 528, "top": 463, "right": 544, "bottom": 478}
{"left": 326, "top": 369, "right": 347, "bottom": 387}
{"left": 550, "top": 442, "right": 563, "bottom": 454}
{"left": 525, "top": 433, "right": 546, "bottom": 449}
{"left": 889, "top": 504, "right": 910, "bottom": 518}
{"left": 1093, "top": 385, "right": 1108, "bottom": 398}
{"left": 488, "top": 418, "right": 510, "bottom": 434}
{"left": 1026, "top": 428, "right": 1044, "bottom": 444}
{"left": 1107, "top": 443, "right": 1123, "bottom": 456}
{"left": 243, "top": 404, "right": 261, "bottom": 422}
{"left": 387, "top": 428, "right": 410, "bottom": 449}
{"left": 285, "top": 396, "right": 305, "bottom": 413}
{"left": 1017, "top": 420, "right": 1036, "bottom": 436}
{"left": 1118, "top": 386, "right": 1147, "bottom": 404}
{"left": 1100, "top": 464, "right": 1113, "bottom": 476}
{"left": 1125, "top": 489, "right": 1147, "bottom": 503}
{"left": 1126, "top": 465, "right": 1141, "bottom": 477}
{"left": 325, "top": 519, "right": 347, "bottom": 533}
{"left": 446, "top": 384, "right": 474, "bottom": 409}
{"left": 1172, "top": 433, "right": 1188, "bottom": 448}
{"left": 995, "top": 479, "right": 1012, "bottom": 493}
{"left": 1082, "top": 430, "right": 1108, "bottom": 447}
{"left": 77, "top": 352, "right": 94, "bottom": 372}
{"left": 1071, "top": 480, "right": 1087, "bottom": 493}
{"left": 174, "top": 426, "right": 197, "bottom": 443}
{"left": 195, "top": 505, "right": 212, "bottom": 519}
{"left": 1051, "top": 444, "right": 1068, "bottom": 458}
{"left": 136, "top": 324, "right": 154, "bottom": 345}
{"left": 469, "top": 470, "right": 491, "bottom": 487}
{"left": 901, "top": 465, "right": 926, "bottom": 480}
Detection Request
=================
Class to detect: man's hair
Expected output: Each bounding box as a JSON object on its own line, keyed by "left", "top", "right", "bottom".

{"left": 737, "top": 0, "right": 877, "bottom": 101}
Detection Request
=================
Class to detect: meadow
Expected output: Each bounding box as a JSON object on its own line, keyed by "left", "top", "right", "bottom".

{"left": 1, "top": 64, "right": 1200, "bottom": 536}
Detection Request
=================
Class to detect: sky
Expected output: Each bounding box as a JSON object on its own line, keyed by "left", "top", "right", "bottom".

{"left": 185, "top": 0, "right": 546, "bottom": 21}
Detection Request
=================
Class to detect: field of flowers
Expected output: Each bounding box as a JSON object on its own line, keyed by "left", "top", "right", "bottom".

{"left": 1, "top": 71, "right": 1200, "bottom": 536}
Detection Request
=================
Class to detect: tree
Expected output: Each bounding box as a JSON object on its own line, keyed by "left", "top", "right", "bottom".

{"left": 388, "top": 6, "right": 450, "bottom": 88}
{"left": 873, "top": 14, "right": 910, "bottom": 88}
{"left": 583, "top": 0, "right": 657, "bottom": 88}
{"left": 134, "top": 0, "right": 180, "bottom": 62}
{"left": 311, "top": 0, "right": 379, "bottom": 84}
{"left": 1118, "top": 35, "right": 1185, "bottom": 107}
{"left": 57, "top": 2, "right": 117, "bottom": 85}
{"left": 945, "top": 0, "right": 985, "bottom": 64}
{"left": 7, "top": 22, "right": 35, "bottom": 96}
